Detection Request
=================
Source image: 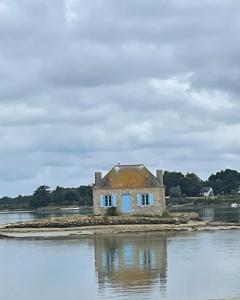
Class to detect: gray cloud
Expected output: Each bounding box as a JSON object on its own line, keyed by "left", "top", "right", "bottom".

{"left": 0, "top": 0, "right": 240, "bottom": 196}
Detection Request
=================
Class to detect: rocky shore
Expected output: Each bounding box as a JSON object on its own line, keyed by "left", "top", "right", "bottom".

{"left": 1, "top": 212, "right": 240, "bottom": 239}
{"left": 0, "top": 212, "right": 199, "bottom": 229}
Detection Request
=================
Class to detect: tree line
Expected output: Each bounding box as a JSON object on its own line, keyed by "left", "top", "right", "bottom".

{"left": 1, "top": 168, "right": 240, "bottom": 210}
{"left": 0, "top": 185, "right": 92, "bottom": 210}
{"left": 164, "top": 169, "right": 240, "bottom": 197}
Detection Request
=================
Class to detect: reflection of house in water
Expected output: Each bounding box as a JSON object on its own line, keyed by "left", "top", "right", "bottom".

{"left": 94, "top": 234, "right": 167, "bottom": 294}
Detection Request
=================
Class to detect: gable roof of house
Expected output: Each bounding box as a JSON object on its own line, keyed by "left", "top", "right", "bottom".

{"left": 98, "top": 164, "right": 162, "bottom": 189}
{"left": 200, "top": 187, "right": 213, "bottom": 193}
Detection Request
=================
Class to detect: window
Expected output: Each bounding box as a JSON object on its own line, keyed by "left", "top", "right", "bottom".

{"left": 100, "top": 194, "right": 117, "bottom": 208}
{"left": 137, "top": 193, "right": 154, "bottom": 207}
{"left": 142, "top": 193, "right": 149, "bottom": 206}
{"left": 104, "top": 195, "right": 112, "bottom": 207}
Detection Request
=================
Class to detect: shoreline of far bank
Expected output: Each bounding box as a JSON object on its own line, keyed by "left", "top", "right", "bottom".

{"left": 1, "top": 213, "right": 240, "bottom": 239}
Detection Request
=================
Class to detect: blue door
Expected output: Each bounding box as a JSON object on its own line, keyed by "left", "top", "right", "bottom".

{"left": 122, "top": 194, "right": 132, "bottom": 213}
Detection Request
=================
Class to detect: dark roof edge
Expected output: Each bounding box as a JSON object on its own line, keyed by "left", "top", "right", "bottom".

{"left": 114, "top": 164, "right": 144, "bottom": 167}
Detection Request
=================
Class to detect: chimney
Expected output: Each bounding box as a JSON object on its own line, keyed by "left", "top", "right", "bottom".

{"left": 156, "top": 169, "right": 163, "bottom": 185}
{"left": 95, "top": 172, "right": 102, "bottom": 186}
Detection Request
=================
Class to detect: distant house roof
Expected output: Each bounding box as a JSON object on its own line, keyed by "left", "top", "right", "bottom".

{"left": 99, "top": 164, "right": 162, "bottom": 189}
{"left": 200, "top": 187, "right": 213, "bottom": 193}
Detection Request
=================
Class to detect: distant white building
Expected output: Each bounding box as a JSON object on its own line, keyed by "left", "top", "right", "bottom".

{"left": 199, "top": 187, "right": 214, "bottom": 197}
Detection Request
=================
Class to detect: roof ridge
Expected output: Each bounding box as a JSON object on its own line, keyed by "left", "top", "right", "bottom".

{"left": 114, "top": 164, "right": 144, "bottom": 167}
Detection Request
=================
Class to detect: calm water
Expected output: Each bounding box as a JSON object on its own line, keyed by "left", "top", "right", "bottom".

{"left": 1, "top": 231, "right": 240, "bottom": 300}
{"left": 170, "top": 205, "right": 240, "bottom": 222}
{"left": 0, "top": 208, "right": 92, "bottom": 225}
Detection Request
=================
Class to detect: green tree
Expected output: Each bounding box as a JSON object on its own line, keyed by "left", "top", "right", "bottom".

{"left": 30, "top": 185, "right": 51, "bottom": 208}
{"left": 50, "top": 186, "right": 65, "bottom": 205}
{"left": 208, "top": 169, "right": 240, "bottom": 195}
{"left": 163, "top": 171, "right": 185, "bottom": 196}
{"left": 64, "top": 191, "right": 78, "bottom": 203}
{"left": 169, "top": 185, "right": 182, "bottom": 198}
{"left": 78, "top": 185, "right": 93, "bottom": 206}
{"left": 180, "top": 173, "right": 202, "bottom": 197}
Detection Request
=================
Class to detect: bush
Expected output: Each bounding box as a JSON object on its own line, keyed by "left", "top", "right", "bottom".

{"left": 106, "top": 207, "right": 118, "bottom": 216}
{"left": 162, "top": 211, "right": 170, "bottom": 218}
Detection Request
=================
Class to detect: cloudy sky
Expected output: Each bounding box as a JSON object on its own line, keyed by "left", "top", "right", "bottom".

{"left": 0, "top": 0, "right": 240, "bottom": 196}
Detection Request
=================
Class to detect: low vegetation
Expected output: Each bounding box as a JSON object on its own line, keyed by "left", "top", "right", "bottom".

{"left": 105, "top": 207, "right": 118, "bottom": 216}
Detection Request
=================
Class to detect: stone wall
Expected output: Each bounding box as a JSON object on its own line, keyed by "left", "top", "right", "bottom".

{"left": 93, "top": 187, "right": 166, "bottom": 216}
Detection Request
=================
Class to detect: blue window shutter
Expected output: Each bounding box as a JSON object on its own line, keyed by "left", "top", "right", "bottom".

{"left": 137, "top": 193, "right": 141, "bottom": 207}
{"left": 100, "top": 195, "right": 105, "bottom": 207}
{"left": 149, "top": 193, "right": 154, "bottom": 206}
{"left": 113, "top": 194, "right": 118, "bottom": 207}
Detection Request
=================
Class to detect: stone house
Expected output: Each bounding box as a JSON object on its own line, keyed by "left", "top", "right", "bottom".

{"left": 93, "top": 164, "right": 166, "bottom": 216}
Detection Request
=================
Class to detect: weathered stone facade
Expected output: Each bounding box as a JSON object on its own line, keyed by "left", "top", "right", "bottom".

{"left": 93, "top": 164, "right": 166, "bottom": 216}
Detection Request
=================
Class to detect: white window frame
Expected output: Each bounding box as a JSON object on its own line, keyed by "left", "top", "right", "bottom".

{"left": 104, "top": 194, "right": 112, "bottom": 207}
{"left": 141, "top": 193, "right": 149, "bottom": 206}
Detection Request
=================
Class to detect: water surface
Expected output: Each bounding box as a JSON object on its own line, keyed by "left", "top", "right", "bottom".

{"left": 170, "top": 205, "right": 240, "bottom": 222}
{"left": 1, "top": 231, "right": 240, "bottom": 300}
{"left": 0, "top": 207, "right": 92, "bottom": 225}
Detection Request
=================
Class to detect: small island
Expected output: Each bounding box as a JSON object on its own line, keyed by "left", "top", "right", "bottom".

{"left": 1, "top": 166, "right": 240, "bottom": 239}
